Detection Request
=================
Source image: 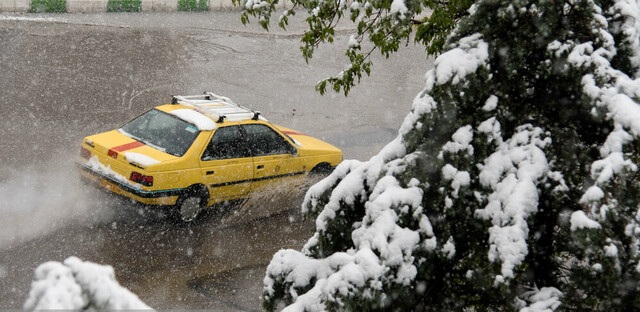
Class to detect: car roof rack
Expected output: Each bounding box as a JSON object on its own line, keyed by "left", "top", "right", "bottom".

{"left": 171, "top": 92, "right": 266, "bottom": 123}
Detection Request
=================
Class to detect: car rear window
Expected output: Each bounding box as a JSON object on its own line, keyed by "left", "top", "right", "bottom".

{"left": 119, "top": 109, "right": 200, "bottom": 157}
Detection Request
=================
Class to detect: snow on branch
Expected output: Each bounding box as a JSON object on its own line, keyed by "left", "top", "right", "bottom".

{"left": 613, "top": 0, "right": 640, "bottom": 72}
{"left": 518, "top": 287, "right": 563, "bottom": 312}
{"left": 475, "top": 125, "right": 554, "bottom": 281}
{"left": 304, "top": 137, "right": 409, "bottom": 234}
{"left": 268, "top": 149, "right": 433, "bottom": 310}
{"left": 559, "top": 0, "right": 640, "bottom": 231}
{"left": 264, "top": 248, "right": 385, "bottom": 311}
{"left": 351, "top": 176, "right": 427, "bottom": 269}
{"left": 426, "top": 33, "right": 490, "bottom": 89}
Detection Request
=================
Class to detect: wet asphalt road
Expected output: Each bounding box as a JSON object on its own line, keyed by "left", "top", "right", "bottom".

{"left": 0, "top": 12, "right": 431, "bottom": 310}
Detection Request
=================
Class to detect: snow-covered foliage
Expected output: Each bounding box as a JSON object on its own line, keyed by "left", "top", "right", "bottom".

{"left": 263, "top": 0, "right": 640, "bottom": 310}
{"left": 24, "top": 257, "right": 152, "bottom": 311}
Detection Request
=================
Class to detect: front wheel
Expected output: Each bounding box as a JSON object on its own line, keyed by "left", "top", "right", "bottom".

{"left": 309, "top": 163, "right": 333, "bottom": 177}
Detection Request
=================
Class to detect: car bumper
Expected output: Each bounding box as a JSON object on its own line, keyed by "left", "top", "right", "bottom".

{"left": 78, "top": 163, "right": 181, "bottom": 206}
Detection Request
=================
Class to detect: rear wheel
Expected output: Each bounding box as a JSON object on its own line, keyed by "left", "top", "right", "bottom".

{"left": 172, "top": 186, "right": 208, "bottom": 223}
{"left": 177, "top": 196, "right": 202, "bottom": 222}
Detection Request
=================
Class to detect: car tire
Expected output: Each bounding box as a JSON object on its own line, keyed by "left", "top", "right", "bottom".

{"left": 310, "top": 163, "right": 333, "bottom": 177}
{"left": 172, "top": 187, "right": 207, "bottom": 223}
{"left": 177, "top": 196, "right": 202, "bottom": 222}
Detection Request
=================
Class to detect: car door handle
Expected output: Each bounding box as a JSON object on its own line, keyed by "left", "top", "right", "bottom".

{"left": 256, "top": 165, "right": 264, "bottom": 169}
{"left": 206, "top": 170, "right": 215, "bottom": 175}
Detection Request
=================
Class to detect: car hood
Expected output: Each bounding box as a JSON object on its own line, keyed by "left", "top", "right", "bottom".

{"left": 275, "top": 126, "right": 342, "bottom": 157}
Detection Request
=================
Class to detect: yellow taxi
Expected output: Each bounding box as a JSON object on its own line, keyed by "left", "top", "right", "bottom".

{"left": 78, "top": 92, "right": 342, "bottom": 222}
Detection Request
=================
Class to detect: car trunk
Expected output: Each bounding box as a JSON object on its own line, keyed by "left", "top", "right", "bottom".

{"left": 82, "top": 130, "right": 176, "bottom": 185}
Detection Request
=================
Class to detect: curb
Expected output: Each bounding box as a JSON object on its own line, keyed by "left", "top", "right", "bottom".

{"left": 0, "top": 0, "right": 240, "bottom": 13}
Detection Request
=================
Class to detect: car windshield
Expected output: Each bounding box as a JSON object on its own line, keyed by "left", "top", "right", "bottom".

{"left": 119, "top": 109, "right": 200, "bottom": 157}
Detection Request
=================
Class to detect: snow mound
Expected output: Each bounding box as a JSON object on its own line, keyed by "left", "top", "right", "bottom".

{"left": 24, "top": 257, "right": 152, "bottom": 311}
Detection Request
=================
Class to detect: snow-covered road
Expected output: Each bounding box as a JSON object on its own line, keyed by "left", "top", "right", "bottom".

{"left": 0, "top": 12, "right": 430, "bottom": 309}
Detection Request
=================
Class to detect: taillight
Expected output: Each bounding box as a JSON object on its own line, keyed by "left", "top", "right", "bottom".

{"left": 130, "top": 171, "right": 153, "bottom": 186}
{"left": 108, "top": 149, "right": 118, "bottom": 158}
{"left": 80, "top": 147, "right": 91, "bottom": 160}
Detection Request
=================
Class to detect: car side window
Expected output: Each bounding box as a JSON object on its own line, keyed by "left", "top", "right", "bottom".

{"left": 201, "top": 126, "right": 249, "bottom": 161}
{"left": 242, "top": 124, "right": 295, "bottom": 156}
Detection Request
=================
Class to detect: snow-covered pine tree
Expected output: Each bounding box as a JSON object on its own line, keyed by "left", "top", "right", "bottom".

{"left": 261, "top": 0, "right": 640, "bottom": 310}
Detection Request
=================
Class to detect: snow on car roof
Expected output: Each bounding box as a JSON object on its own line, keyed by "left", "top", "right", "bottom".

{"left": 169, "top": 108, "right": 217, "bottom": 131}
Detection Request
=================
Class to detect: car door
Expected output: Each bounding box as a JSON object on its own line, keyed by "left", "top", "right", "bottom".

{"left": 199, "top": 125, "right": 254, "bottom": 205}
{"left": 241, "top": 124, "right": 304, "bottom": 192}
